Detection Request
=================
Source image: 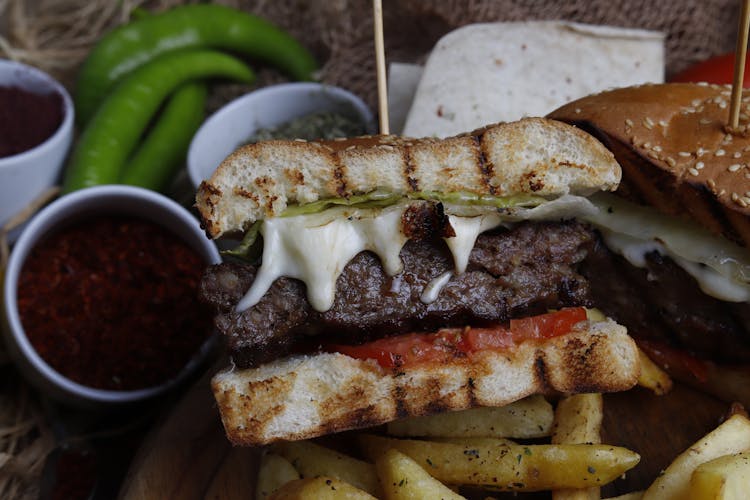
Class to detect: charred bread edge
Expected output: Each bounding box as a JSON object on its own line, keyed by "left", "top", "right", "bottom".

{"left": 211, "top": 319, "right": 638, "bottom": 446}
{"left": 196, "top": 117, "right": 621, "bottom": 239}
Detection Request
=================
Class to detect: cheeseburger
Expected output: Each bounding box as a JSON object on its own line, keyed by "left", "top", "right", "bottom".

{"left": 196, "top": 118, "right": 640, "bottom": 446}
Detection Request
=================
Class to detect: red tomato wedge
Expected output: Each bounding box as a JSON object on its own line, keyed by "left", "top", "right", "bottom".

{"left": 333, "top": 307, "right": 587, "bottom": 369}
{"left": 670, "top": 52, "right": 750, "bottom": 87}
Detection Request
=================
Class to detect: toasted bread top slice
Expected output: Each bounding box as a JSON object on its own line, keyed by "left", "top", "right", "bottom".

{"left": 196, "top": 117, "right": 620, "bottom": 239}
{"left": 212, "top": 318, "right": 638, "bottom": 446}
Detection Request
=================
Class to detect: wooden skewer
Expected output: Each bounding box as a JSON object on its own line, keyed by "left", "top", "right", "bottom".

{"left": 372, "top": 0, "right": 390, "bottom": 135}
{"left": 729, "top": 0, "right": 750, "bottom": 130}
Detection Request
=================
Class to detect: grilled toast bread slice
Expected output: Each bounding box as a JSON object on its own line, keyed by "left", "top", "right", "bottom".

{"left": 212, "top": 318, "right": 638, "bottom": 446}
{"left": 197, "top": 117, "right": 620, "bottom": 239}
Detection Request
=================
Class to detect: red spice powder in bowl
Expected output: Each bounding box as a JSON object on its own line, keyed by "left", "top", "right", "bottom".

{"left": 2, "top": 185, "right": 220, "bottom": 406}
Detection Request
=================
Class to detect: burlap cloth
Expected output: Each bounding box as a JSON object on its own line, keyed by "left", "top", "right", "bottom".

{"left": 0, "top": 0, "right": 741, "bottom": 113}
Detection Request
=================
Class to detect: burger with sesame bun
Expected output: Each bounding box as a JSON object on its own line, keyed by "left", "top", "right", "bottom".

{"left": 548, "top": 82, "right": 750, "bottom": 405}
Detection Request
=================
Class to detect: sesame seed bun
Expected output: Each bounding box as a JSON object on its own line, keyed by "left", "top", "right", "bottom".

{"left": 548, "top": 83, "right": 750, "bottom": 247}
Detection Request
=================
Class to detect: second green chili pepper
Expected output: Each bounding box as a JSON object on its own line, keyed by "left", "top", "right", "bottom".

{"left": 62, "top": 49, "right": 254, "bottom": 193}
{"left": 120, "top": 81, "right": 207, "bottom": 191}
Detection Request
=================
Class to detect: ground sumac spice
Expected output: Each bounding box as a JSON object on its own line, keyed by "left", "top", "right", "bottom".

{"left": 0, "top": 85, "right": 63, "bottom": 158}
{"left": 16, "top": 216, "right": 213, "bottom": 390}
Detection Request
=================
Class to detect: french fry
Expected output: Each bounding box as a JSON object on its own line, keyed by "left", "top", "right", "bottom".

{"left": 376, "top": 448, "right": 465, "bottom": 500}
{"left": 689, "top": 452, "right": 750, "bottom": 499}
{"left": 268, "top": 476, "right": 376, "bottom": 500}
{"left": 551, "top": 394, "right": 603, "bottom": 500}
{"left": 358, "top": 435, "right": 640, "bottom": 491}
{"left": 637, "top": 348, "right": 673, "bottom": 395}
{"left": 256, "top": 452, "right": 301, "bottom": 500}
{"left": 386, "top": 395, "right": 554, "bottom": 439}
{"left": 552, "top": 393, "right": 603, "bottom": 445}
{"left": 271, "top": 441, "right": 379, "bottom": 497}
{"left": 643, "top": 414, "right": 750, "bottom": 499}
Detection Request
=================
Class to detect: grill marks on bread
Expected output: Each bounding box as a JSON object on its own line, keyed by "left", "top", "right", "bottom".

{"left": 196, "top": 118, "right": 620, "bottom": 238}
{"left": 211, "top": 322, "right": 638, "bottom": 446}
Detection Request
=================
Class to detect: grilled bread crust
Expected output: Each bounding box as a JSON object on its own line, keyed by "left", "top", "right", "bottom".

{"left": 548, "top": 83, "right": 750, "bottom": 247}
{"left": 196, "top": 117, "right": 620, "bottom": 239}
{"left": 212, "top": 319, "right": 638, "bottom": 446}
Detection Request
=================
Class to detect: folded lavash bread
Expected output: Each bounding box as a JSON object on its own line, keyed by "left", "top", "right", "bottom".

{"left": 399, "top": 21, "right": 664, "bottom": 138}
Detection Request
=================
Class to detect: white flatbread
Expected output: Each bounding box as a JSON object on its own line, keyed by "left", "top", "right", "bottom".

{"left": 402, "top": 21, "right": 664, "bottom": 138}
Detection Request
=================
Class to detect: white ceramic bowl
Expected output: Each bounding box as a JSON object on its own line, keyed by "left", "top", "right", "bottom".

{"left": 2, "top": 185, "right": 220, "bottom": 407}
{"left": 187, "top": 82, "right": 375, "bottom": 188}
{"left": 0, "top": 59, "right": 74, "bottom": 241}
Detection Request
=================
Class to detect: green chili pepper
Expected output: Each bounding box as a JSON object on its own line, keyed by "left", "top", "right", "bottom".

{"left": 121, "top": 82, "right": 207, "bottom": 191}
{"left": 75, "top": 4, "right": 317, "bottom": 125}
{"left": 63, "top": 49, "right": 254, "bottom": 193}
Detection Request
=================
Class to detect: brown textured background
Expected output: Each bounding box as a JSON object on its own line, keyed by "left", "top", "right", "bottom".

{"left": 0, "top": 0, "right": 741, "bottom": 112}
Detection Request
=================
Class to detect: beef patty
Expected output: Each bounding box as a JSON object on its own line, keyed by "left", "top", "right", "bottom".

{"left": 200, "top": 220, "right": 595, "bottom": 368}
{"left": 201, "top": 210, "right": 750, "bottom": 369}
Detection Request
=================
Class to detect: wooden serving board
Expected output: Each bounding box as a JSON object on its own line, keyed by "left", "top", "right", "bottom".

{"left": 118, "top": 366, "right": 730, "bottom": 499}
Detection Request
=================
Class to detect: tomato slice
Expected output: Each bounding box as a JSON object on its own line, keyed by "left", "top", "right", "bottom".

{"left": 335, "top": 332, "right": 455, "bottom": 368}
{"left": 333, "top": 307, "right": 587, "bottom": 368}
{"left": 509, "top": 307, "right": 587, "bottom": 342}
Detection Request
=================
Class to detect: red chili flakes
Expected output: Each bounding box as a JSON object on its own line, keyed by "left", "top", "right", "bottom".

{"left": 16, "top": 216, "right": 213, "bottom": 391}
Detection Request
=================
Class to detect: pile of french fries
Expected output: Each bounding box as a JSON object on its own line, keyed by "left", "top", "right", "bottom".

{"left": 256, "top": 393, "right": 642, "bottom": 499}
{"left": 252, "top": 346, "right": 750, "bottom": 499}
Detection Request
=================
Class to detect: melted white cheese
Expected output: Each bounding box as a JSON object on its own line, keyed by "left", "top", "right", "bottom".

{"left": 235, "top": 195, "right": 601, "bottom": 313}
{"left": 587, "top": 194, "right": 750, "bottom": 303}
{"left": 236, "top": 204, "right": 409, "bottom": 312}
{"left": 234, "top": 191, "right": 750, "bottom": 313}
{"left": 421, "top": 271, "right": 453, "bottom": 304}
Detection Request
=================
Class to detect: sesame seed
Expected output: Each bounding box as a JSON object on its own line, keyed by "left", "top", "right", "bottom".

{"left": 708, "top": 179, "right": 717, "bottom": 189}
{"left": 643, "top": 142, "right": 651, "bottom": 149}
{"left": 697, "top": 148, "right": 707, "bottom": 156}
{"left": 625, "top": 118, "right": 634, "bottom": 127}
{"left": 740, "top": 198, "right": 749, "bottom": 208}
{"left": 729, "top": 164, "right": 742, "bottom": 172}
{"left": 735, "top": 152, "right": 743, "bottom": 159}
{"left": 692, "top": 99, "right": 702, "bottom": 107}
{"left": 678, "top": 151, "right": 692, "bottom": 157}
{"left": 699, "top": 118, "right": 712, "bottom": 125}
{"left": 732, "top": 192, "right": 740, "bottom": 202}
{"left": 716, "top": 149, "right": 726, "bottom": 156}
{"left": 643, "top": 117, "right": 655, "bottom": 129}
{"left": 720, "top": 189, "right": 727, "bottom": 196}
{"left": 719, "top": 101, "right": 728, "bottom": 109}
{"left": 666, "top": 157, "right": 676, "bottom": 167}
{"left": 689, "top": 168, "right": 700, "bottom": 176}
{"left": 648, "top": 151, "right": 659, "bottom": 159}
{"left": 696, "top": 161, "right": 705, "bottom": 169}
{"left": 653, "top": 145, "right": 663, "bottom": 152}
{"left": 575, "top": 108, "right": 581, "bottom": 114}
{"left": 659, "top": 120, "right": 668, "bottom": 127}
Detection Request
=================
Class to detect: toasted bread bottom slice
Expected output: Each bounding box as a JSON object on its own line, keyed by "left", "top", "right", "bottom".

{"left": 212, "top": 319, "right": 638, "bottom": 446}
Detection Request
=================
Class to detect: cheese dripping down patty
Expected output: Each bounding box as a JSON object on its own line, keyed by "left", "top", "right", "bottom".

{"left": 234, "top": 193, "right": 750, "bottom": 313}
